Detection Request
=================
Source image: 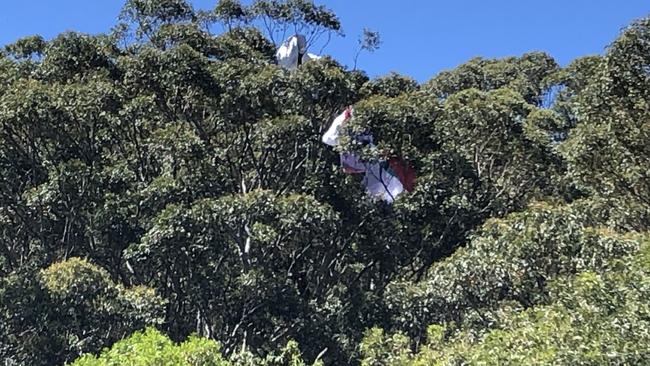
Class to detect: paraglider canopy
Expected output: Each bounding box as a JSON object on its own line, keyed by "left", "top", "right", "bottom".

{"left": 276, "top": 34, "right": 321, "bottom": 69}
{"left": 276, "top": 34, "right": 307, "bottom": 69}
{"left": 321, "top": 108, "right": 416, "bottom": 203}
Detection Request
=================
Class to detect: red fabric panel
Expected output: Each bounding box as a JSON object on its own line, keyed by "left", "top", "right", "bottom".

{"left": 388, "top": 157, "right": 416, "bottom": 192}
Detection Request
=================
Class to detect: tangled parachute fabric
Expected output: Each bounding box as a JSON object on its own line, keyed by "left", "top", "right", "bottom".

{"left": 276, "top": 34, "right": 321, "bottom": 70}
{"left": 279, "top": 37, "right": 415, "bottom": 202}
{"left": 322, "top": 107, "right": 371, "bottom": 175}
{"left": 322, "top": 108, "right": 416, "bottom": 203}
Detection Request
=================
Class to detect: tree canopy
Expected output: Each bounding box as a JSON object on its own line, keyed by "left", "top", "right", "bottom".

{"left": 0, "top": 1, "right": 649, "bottom": 365}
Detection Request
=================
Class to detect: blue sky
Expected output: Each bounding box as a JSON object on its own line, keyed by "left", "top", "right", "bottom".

{"left": 0, "top": 1, "right": 648, "bottom": 82}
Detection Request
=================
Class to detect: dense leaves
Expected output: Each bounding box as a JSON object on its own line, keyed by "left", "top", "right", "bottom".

{"left": 361, "top": 234, "right": 650, "bottom": 365}
{"left": 0, "top": 1, "right": 648, "bottom": 365}
{"left": 72, "top": 327, "right": 321, "bottom": 366}
{"left": 0, "top": 258, "right": 164, "bottom": 365}
{"left": 72, "top": 328, "right": 228, "bottom": 366}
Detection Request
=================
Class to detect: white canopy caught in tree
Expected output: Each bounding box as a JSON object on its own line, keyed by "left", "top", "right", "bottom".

{"left": 322, "top": 108, "right": 406, "bottom": 203}
{"left": 276, "top": 34, "right": 321, "bottom": 69}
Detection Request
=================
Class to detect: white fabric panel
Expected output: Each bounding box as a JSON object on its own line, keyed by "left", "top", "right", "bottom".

{"left": 276, "top": 35, "right": 307, "bottom": 69}
{"left": 340, "top": 153, "right": 366, "bottom": 173}
{"left": 303, "top": 53, "right": 321, "bottom": 63}
{"left": 322, "top": 109, "right": 348, "bottom": 146}
{"left": 322, "top": 109, "right": 405, "bottom": 202}
{"left": 364, "top": 163, "right": 404, "bottom": 203}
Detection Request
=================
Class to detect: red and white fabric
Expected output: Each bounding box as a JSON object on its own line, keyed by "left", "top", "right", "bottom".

{"left": 321, "top": 108, "right": 416, "bottom": 202}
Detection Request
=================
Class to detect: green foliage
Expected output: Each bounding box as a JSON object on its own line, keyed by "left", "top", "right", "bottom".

{"left": 433, "top": 87, "right": 556, "bottom": 214}
{"left": 40, "top": 257, "right": 116, "bottom": 298}
{"left": 363, "top": 235, "right": 650, "bottom": 365}
{"left": 557, "top": 19, "right": 650, "bottom": 205}
{"left": 120, "top": 0, "right": 196, "bottom": 40}
{"left": 0, "top": 258, "right": 164, "bottom": 365}
{"left": 359, "top": 328, "right": 412, "bottom": 366}
{"left": 4, "top": 35, "right": 46, "bottom": 60}
{"left": 424, "top": 52, "right": 558, "bottom": 105}
{"left": 214, "top": 0, "right": 250, "bottom": 27}
{"left": 383, "top": 199, "right": 640, "bottom": 342}
{"left": 73, "top": 328, "right": 322, "bottom": 366}
{"left": 1, "top": 2, "right": 649, "bottom": 365}
{"left": 71, "top": 327, "right": 228, "bottom": 366}
{"left": 250, "top": 0, "right": 341, "bottom": 32}
{"left": 354, "top": 28, "right": 382, "bottom": 70}
{"left": 360, "top": 72, "right": 419, "bottom": 98}
{"left": 40, "top": 32, "right": 115, "bottom": 81}
{"left": 124, "top": 190, "right": 344, "bottom": 353}
{"left": 213, "top": 27, "right": 277, "bottom": 62}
